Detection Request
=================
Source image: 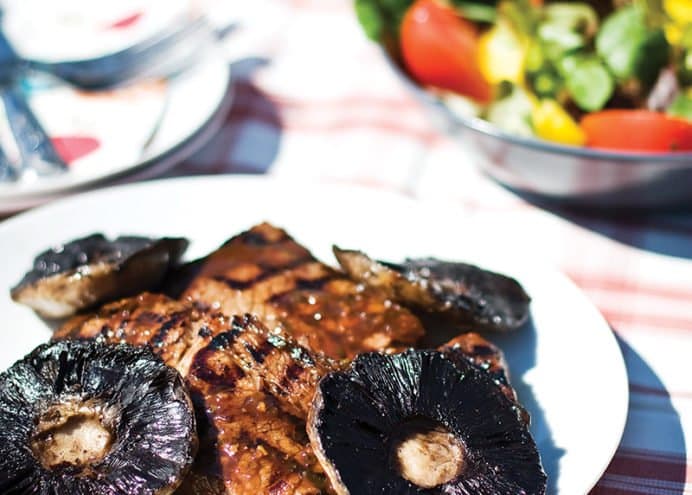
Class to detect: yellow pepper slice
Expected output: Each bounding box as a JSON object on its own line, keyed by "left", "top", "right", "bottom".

{"left": 664, "top": 0, "right": 692, "bottom": 44}
{"left": 665, "top": 0, "right": 692, "bottom": 24}
{"left": 478, "top": 20, "right": 527, "bottom": 85}
{"left": 532, "top": 99, "right": 586, "bottom": 145}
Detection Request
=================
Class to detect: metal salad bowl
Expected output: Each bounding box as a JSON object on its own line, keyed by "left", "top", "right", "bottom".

{"left": 387, "top": 54, "right": 692, "bottom": 210}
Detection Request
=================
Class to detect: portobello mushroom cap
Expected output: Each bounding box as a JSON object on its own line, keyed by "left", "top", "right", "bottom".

{"left": 11, "top": 234, "right": 188, "bottom": 319}
{"left": 0, "top": 340, "right": 197, "bottom": 494}
{"left": 334, "top": 247, "right": 531, "bottom": 332}
{"left": 308, "top": 350, "right": 546, "bottom": 495}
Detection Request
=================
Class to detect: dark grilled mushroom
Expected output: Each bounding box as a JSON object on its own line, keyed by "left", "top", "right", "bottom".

{"left": 11, "top": 234, "right": 188, "bottom": 318}
{"left": 308, "top": 350, "right": 546, "bottom": 495}
{"left": 439, "top": 333, "right": 530, "bottom": 424}
{"left": 334, "top": 247, "right": 531, "bottom": 332}
{"left": 0, "top": 340, "right": 197, "bottom": 494}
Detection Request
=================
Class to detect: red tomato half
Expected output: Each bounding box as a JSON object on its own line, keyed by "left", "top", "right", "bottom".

{"left": 400, "top": 0, "right": 492, "bottom": 103}
{"left": 581, "top": 110, "right": 692, "bottom": 152}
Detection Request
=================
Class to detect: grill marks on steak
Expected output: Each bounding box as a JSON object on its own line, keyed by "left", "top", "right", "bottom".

{"left": 54, "top": 292, "right": 230, "bottom": 378}
{"left": 220, "top": 314, "right": 336, "bottom": 418}
{"left": 182, "top": 223, "right": 424, "bottom": 360}
{"left": 186, "top": 314, "right": 336, "bottom": 494}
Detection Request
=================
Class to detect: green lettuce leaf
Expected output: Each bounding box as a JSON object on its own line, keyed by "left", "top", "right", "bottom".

{"left": 558, "top": 54, "right": 615, "bottom": 111}
{"left": 596, "top": 5, "right": 670, "bottom": 86}
{"left": 354, "top": 0, "right": 412, "bottom": 42}
{"left": 668, "top": 93, "right": 692, "bottom": 121}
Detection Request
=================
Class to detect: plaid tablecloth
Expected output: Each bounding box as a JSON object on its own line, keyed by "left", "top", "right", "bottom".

{"left": 174, "top": 1, "right": 689, "bottom": 493}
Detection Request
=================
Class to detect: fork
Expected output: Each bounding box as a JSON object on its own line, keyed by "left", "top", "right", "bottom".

{"left": 0, "top": 34, "right": 66, "bottom": 181}
{"left": 0, "top": 85, "right": 67, "bottom": 179}
{"left": 0, "top": 144, "right": 13, "bottom": 181}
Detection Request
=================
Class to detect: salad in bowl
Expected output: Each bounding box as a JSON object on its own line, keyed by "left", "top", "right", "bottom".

{"left": 356, "top": 0, "right": 692, "bottom": 153}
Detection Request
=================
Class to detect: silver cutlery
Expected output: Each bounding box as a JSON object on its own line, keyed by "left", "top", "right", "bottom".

{"left": 0, "top": 30, "right": 65, "bottom": 182}
{"left": 0, "top": 85, "right": 67, "bottom": 179}
{"left": 0, "top": 145, "right": 14, "bottom": 182}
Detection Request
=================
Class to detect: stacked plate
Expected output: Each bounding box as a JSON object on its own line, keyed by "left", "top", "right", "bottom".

{"left": 0, "top": 0, "right": 232, "bottom": 213}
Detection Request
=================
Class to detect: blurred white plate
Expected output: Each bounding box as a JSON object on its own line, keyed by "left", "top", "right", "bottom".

{"left": 0, "top": 177, "right": 628, "bottom": 494}
{"left": 1, "top": 0, "right": 192, "bottom": 61}
{"left": 0, "top": 0, "right": 232, "bottom": 212}
{"left": 0, "top": 54, "right": 231, "bottom": 213}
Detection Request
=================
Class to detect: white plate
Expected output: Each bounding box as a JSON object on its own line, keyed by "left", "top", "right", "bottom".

{"left": 1, "top": 0, "right": 192, "bottom": 62}
{"left": 0, "top": 177, "right": 628, "bottom": 495}
{"left": 0, "top": 53, "right": 232, "bottom": 213}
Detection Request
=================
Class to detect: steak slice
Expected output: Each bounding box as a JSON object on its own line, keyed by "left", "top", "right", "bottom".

{"left": 186, "top": 314, "right": 336, "bottom": 494}
{"left": 54, "top": 292, "right": 230, "bottom": 378}
{"left": 181, "top": 223, "right": 424, "bottom": 359}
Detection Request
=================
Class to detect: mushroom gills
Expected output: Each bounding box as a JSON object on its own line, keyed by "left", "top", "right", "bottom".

{"left": 11, "top": 233, "right": 189, "bottom": 318}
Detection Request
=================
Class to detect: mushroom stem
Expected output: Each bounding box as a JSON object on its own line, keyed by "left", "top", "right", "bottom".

{"left": 394, "top": 426, "right": 465, "bottom": 488}
{"left": 31, "top": 400, "right": 114, "bottom": 470}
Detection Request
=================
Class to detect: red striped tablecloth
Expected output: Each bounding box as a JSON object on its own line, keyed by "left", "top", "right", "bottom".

{"left": 170, "top": 1, "right": 691, "bottom": 493}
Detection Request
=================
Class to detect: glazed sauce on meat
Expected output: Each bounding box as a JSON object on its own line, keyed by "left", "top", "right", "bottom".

{"left": 182, "top": 223, "right": 423, "bottom": 360}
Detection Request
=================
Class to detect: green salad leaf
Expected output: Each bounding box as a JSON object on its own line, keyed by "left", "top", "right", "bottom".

{"left": 500, "top": 0, "right": 540, "bottom": 39}
{"left": 682, "top": 25, "right": 692, "bottom": 50}
{"left": 596, "top": 5, "right": 670, "bottom": 86}
{"left": 558, "top": 54, "right": 615, "bottom": 111}
{"left": 680, "top": 50, "right": 692, "bottom": 86}
{"left": 354, "top": 0, "right": 499, "bottom": 42}
{"left": 634, "top": 0, "right": 668, "bottom": 29}
{"left": 355, "top": 0, "right": 386, "bottom": 40}
{"left": 452, "top": 1, "right": 498, "bottom": 23}
{"left": 536, "top": 3, "right": 599, "bottom": 64}
{"left": 538, "top": 23, "right": 585, "bottom": 61}
{"left": 354, "top": 0, "right": 412, "bottom": 42}
{"left": 543, "top": 3, "right": 598, "bottom": 36}
{"left": 668, "top": 93, "right": 692, "bottom": 120}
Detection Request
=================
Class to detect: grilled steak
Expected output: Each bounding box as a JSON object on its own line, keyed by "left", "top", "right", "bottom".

{"left": 55, "top": 292, "right": 229, "bottom": 378}
{"left": 181, "top": 223, "right": 424, "bottom": 359}
{"left": 333, "top": 247, "right": 531, "bottom": 332}
{"left": 187, "top": 314, "right": 337, "bottom": 494}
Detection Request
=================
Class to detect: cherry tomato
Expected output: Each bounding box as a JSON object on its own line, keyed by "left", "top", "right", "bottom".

{"left": 400, "top": 0, "right": 493, "bottom": 103}
{"left": 581, "top": 110, "right": 692, "bottom": 152}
